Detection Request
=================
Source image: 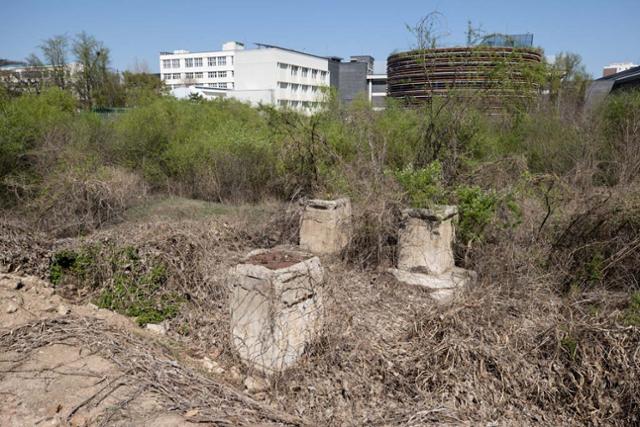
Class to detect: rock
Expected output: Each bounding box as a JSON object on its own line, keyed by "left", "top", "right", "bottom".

{"left": 229, "top": 366, "right": 242, "bottom": 382}
{"left": 244, "top": 375, "right": 270, "bottom": 393}
{"left": 6, "top": 303, "right": 18, "bottom": 314}
{"left": 40, "top": 287, "right": 55, "bottom": 297}
{"left": 146, "top": 323, "right": 167, "bottom": 335}
{"left": 229, "top": 248, "right": 324, "bottom": 373}
{"left": 43, "top": 304, "right": 57, "bottom": 313}
{"left": 56, "top": 305, "right": 70, "bottom": 316}
{"left": 0, "top": 276, "right": 22, "bottom": 290}
{"left": 201, "top": 357, "right": 224, "bottom": 375}
{"left": 300, "top": 198, "right": 352, "bottom": 255}
{"left": 397, "top": 206, "right": 458, "bottom": 274}
{"left": 86, "top": 302, "right": 99, "bottom": 311}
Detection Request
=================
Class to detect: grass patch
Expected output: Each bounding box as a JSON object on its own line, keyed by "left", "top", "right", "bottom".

{"left": 49, "top": 243, "right": 183, "bottom": 326}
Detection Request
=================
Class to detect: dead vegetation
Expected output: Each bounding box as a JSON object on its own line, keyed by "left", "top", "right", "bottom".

{"left": 2, "top": 185, "right": 639, "bottom": 425}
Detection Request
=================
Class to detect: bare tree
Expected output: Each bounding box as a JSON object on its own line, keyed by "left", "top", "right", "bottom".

{"left": 25, "top": 54, "right": 43, "bottom": 67}
{"left": 39, "top": 35, "right": 69, "bottom": 89}
{"left": 72, "top": 32, "right": 110, "bottom": 109}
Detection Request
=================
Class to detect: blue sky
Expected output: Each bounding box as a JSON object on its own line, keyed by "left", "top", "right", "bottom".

{"left": 1, "top": 0, "right": 638, "bottom": 77}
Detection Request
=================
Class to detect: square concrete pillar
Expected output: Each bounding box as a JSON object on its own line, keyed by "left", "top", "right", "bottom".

{"left": 397, "top": 206, "right": 458, "bottom": 275}
{"left": 299, "top": 198, "right": 352, "bottom": 255}
{"left": 229, "top": 248, "right": 324, "bottom": 373}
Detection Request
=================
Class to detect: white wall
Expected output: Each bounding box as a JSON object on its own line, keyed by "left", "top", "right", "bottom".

{"left": 234, "top": 48, "right": 329, "bottom": 109}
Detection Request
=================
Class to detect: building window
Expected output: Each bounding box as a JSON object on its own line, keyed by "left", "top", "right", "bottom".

{"left": 302, "top": 68, "right": 308, "bottom": 77}
{"left": 279, "top": 82, "right": 288, "bottom": 89}
{"left": 171, "top": 59, "right": 180, "bottom": 68}
{"left": 312, "top": 86, "right": 318, "bottom": 92}
{"left": 185, "top": 72, "right": 194, "bottom": 79}
{"left": 208, "top": 83, "right": 215, "bottom": 87}
{"left": 208, "top": 57, "right": 216, "bottom": 67}
{"left": 172, "top": 73, "right": 181, "bottom": 79}
{"left": 302, "top": 85, "right": 309, "bottom": 92}
{"left": 218, "top": 57, "right": 226, "bottom": 66}
{"left": 208, "top": 71, "right": 216, "bottom": 78}
{"left": 291, "top": 66, "right": 298, "bottom": 76}
{"left": 162, "top": 59, "right": 171, "bottom": 69}
{"left": 278, "top": 100, "right": 287, "bottom": 107}
{"left": 195, "top": 72, "right": 203, "bottom": 78}
{"left": 218, "top": 71, "right": 227, "bottom": 78}
{"left": 320, "top": 71, "right": 327, "bottom": 79}
{"left": 219, "top": 82, "right": 227, "bottom": 88}
{"left": 185, "top": 58, "right": 194, "bottom": 68}
{"left": 312, "top": 69, "right": 318, "bottom": 79}
{"left": 194, "top": 57, "right": 203, "bottom": 67}
{"left": 279, "top": 62, "right": 288, "bottom": 70}
{"left": 291, "top": 84, "right": 299, "bottom": 91}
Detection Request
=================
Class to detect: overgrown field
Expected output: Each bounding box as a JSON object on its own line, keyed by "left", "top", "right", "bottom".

{"left": 1, "top": 86, "right": 640, "bottom": 425}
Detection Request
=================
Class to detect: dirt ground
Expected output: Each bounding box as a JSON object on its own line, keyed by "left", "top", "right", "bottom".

{"left": 0, "top": 270, "right": 303, "bottom": 426}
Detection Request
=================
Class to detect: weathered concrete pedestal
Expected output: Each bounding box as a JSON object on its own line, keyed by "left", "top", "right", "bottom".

{"left": 300, "top": 198, "right": 351, "bottom": 255}
{"left": 390, "top": 206, "right": 475, "bottom": 303}
{"left": 229, "top": 247, "right": 324, "bottom": 373}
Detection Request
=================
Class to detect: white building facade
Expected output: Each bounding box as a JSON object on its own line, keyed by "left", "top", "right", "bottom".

{"left": 159, "top": 42, "right": 330, "bottom": 111}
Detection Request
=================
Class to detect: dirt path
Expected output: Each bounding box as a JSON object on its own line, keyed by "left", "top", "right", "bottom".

{"left": 0, "top": 272, "right": 302, "bottom": 426}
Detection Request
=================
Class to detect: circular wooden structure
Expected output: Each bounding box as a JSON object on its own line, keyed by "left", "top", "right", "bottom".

{"left": 387, "top": 46, "right": 543, "bottom": 104}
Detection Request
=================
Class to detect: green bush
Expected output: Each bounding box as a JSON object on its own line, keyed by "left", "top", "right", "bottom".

{"left": 393, "top": 161, "right": 445, "bottom": 208}
{"left": 0, "top": 88, "right": 75, "bottom": 197}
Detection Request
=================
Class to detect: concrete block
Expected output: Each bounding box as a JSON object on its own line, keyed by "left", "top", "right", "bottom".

{"left": 300, "top": 198, "right": 351, "bottom": 255}
{"left": 388, "top": 267, "right": 476, "bottom": 304}
{"left": 397, "top": 206, "right": 458, "bottom": 274}
{"left": 229, "top": 248, "right": 324, "bottom": 373}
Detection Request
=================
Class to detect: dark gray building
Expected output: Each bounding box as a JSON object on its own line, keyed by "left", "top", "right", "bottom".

{"left": 329, "top": 56, "right": 386, "bottom": 108}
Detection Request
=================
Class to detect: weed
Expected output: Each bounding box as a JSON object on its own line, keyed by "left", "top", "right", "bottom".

{"left": 560, "top": 336, "right": 579, "bottom": 361}
{"left": 623, "top": 292, "right": 640, "bottom": 327}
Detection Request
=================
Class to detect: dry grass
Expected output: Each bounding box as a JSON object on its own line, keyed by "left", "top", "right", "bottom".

{"left": 2, "top": 194, "right": 640, "bottom": 425}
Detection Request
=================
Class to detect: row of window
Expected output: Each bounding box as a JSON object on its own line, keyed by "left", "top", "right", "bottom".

{"left": 277, "top": 63, "right": 327, "bottom": 80}
{"left": 277, "top": 82, "right": 321, "bottom": 93}
{"left": 277, "top": 100, "right": 321, "bottom": 109}
{"left": 162, "top": 71, "right": 233, "bottom": 80}
{"left": 161, "top": 56, "right": 231, "bottom": 69}
{"left": 205, "top": 82, "right": 231, "bottom": 89}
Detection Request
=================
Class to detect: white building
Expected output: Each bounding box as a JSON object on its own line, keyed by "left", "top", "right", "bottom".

{"left": 603, "top": 62, "right": 638, "bottom": 77}
{"left": 159, "top": 42, "right": 330, "bottom": 111}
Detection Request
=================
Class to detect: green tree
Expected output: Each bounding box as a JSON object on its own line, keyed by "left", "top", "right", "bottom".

{"left": 72, "top": 32, "right": 110, "bottom": 109}
{"left": 123, "top": 71, "right": 164, "bottom": 106}
{"left": 548, "top": 52, "right": 591, "bottom": 111}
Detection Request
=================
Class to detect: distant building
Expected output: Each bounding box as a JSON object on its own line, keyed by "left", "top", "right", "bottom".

{"left": 159, "top": 42, "right": 386, "bottom": 111}
{"left": 0, "top": 62, "right": 81, "bottom": 94}
{"left": 159, "top": 42, "right": 329, "bottom": 112}
{"left": 328, "top": 56, "right": 387, "bottom": 108}
{"left": 602, "top": 62, "right": 638, "bottom": 77}
{"left": 585, "top": 65, "right": 640, "bottom": 108}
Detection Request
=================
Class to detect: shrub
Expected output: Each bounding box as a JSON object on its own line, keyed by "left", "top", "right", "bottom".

{"left": 33, "top": 166, "right": 146, "bottom": 236}
{"left": 393, "top": 161, "right": 445, "bottom": 208}
{"left": 0, "top": 88, "right": 75, "bottom": 200}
